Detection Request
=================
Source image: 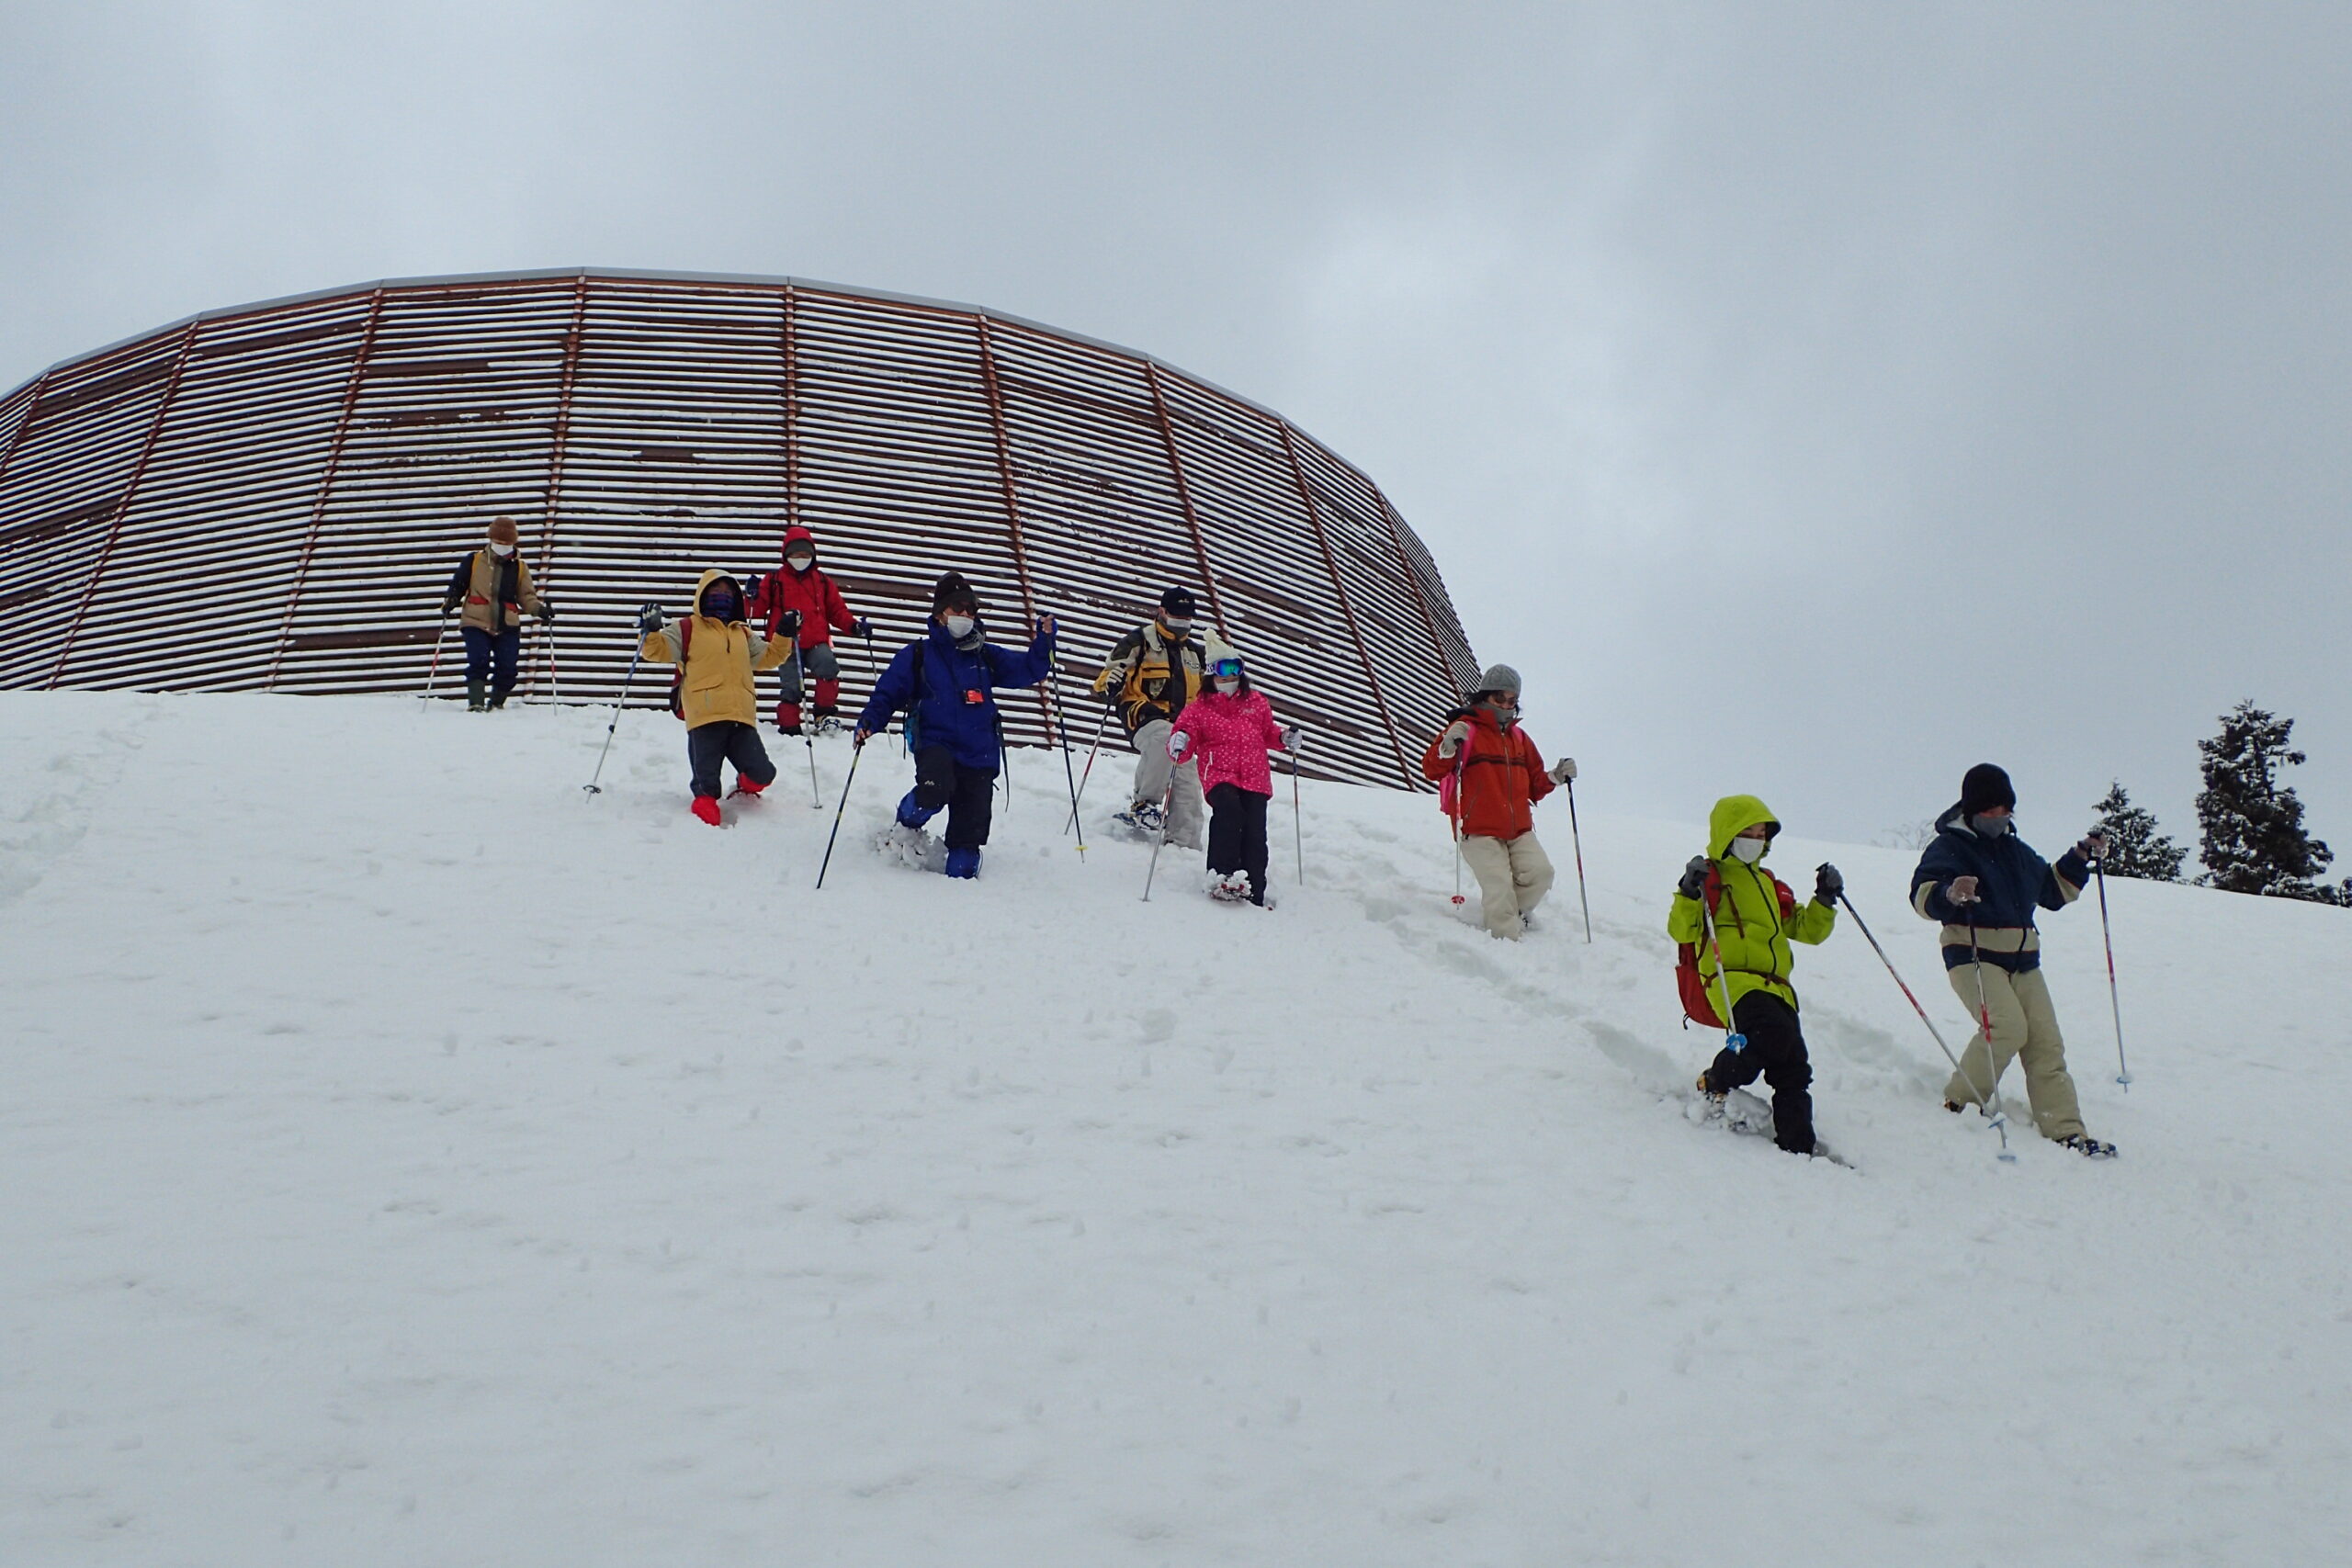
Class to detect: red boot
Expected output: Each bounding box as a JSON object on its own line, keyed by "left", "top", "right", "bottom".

{"left": 775, "top": 702, "right": 803, "bottom": 735}
{"left": 690, "top": 795, "right": 723, "bottom": 826}
{"left": 729, "top": 776, "right": 767, "bottom": 799}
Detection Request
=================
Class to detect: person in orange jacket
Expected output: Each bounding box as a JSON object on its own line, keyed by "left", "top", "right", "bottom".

{"left": 746, "top": 525, "right": 870, "bottom": 735}
{"left": 1419, "top": 664, "right": 1578, "bottom": 940}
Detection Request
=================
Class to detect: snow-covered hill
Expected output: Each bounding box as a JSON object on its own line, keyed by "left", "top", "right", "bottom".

{"left": 4, "top": 691, "right": 2346, "bottom": 1566}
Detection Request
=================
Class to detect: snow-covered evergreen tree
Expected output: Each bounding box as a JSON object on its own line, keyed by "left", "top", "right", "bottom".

{"left": 2195, "top": 702, "right": 2347, "bottom": 903}
{"left": 2091, "top": 781, "right": 2185, "bottom": 881}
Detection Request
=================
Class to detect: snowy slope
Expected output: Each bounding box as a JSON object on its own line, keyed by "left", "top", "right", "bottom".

{"left": 3, "top": 691, "right": 2346, "bottom": 1567}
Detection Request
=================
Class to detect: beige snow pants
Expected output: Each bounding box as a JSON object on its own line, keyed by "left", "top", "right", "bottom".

{"left": 1130, "top": 718, "right": 1204, "bottom": 849}
{"left": 1942, "top": 962, "right": 2086, "bottom": 1141}
{"left": 1460, "top": 830, "right": 1554, "bottom": 940}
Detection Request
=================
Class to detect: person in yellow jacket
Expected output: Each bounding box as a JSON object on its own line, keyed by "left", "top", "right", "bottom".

{"left": 1666, "top": 795, "right": 1843, "bottom": 1156}
{"left": 638, "top": 570, "right": 802, "bottom": 826}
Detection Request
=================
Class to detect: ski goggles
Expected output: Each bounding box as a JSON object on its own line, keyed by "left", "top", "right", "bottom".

{"left": 1208, "top": 658, "right": 1243, "bottom": 679}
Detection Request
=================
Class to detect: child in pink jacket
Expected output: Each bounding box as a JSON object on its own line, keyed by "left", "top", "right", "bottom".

{"left": 1168, "top": 638, "right": 1302, "bottom": 906}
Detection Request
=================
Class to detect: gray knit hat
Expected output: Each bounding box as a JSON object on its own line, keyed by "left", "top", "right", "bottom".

{"left": 1475, "top": 663, "right": 1521, "bottom": 698}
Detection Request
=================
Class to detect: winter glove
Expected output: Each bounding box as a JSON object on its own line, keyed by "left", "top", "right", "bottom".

{"left": 854, "top": 617, "right": 874, "bottom": 638}
{"left": 1548, "top": 756, "right": 1577, "bottom": 784}
{"left": 437, "top": 598, "right": 459, "bottom": 616}
{"left": 775, "top": 609, "right": 802, "bottom": 637}
{"left": 1279, "top": 725, "right": 1303, "bottom": 752}
{"left": 1036, "top": 615, "right": 1057, "bottom": 639}
{"left": 1814, "top": 863, "right": 1844, "bottom": 905}
{"left": 2075, "top": 831, "right": 2109, "bottom": 863}
{"left": 1678, "top": 855, "right": 1709, "bottom": 901}
{"left": 535, "top": 601, "right": 556, "bottom": 626}
{"left": 1947, "top": 874, "right": 1982, "bottom": 906}
{"left": 1167, "top": 730, "right": 1190, "bottom": 761}
{"left": 1437, "top": 719, "right": 1472, "bottom": 759}
{"left": 636, "top": 603, "right": 665, "bottom": 634}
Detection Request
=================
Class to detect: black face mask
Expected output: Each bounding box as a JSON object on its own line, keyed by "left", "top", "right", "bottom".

{"left": 704, "top": 592, "right": 740, "bottom": 620}
{"left": 1970, "top": 812, "right": 2013, "bottom": 839}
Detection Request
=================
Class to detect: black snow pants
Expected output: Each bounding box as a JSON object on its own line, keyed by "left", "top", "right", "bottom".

{"left": 914, "top": 744, "right": 997, "bottom": 851}
{"left": 1204, "top": 782, "right": 1272, "bottom": 905}
{"left": 1706, "top": 990, "right": 1816, "bottom": 1155}
{"left": 687, "top": 720, "right": 778, "bottom": 800}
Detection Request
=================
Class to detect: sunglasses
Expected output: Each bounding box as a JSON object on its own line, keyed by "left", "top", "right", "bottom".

{"left": 1209, "top": 659, "right": 1243, "bottom": 678}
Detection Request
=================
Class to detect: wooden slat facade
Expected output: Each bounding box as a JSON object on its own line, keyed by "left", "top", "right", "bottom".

{"left": 0, "top": 269, "right": 1481, "bottom": 789}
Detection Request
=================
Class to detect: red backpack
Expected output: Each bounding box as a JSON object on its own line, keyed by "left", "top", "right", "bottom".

{"left": 1676, "top": 863, "right": 1795, "bottom": 1029}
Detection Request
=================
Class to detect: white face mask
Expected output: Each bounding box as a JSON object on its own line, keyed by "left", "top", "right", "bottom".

{"left": 1163, "top": 616, "right": 1191, "bottom": 636}
{"left": 1729, "top": 836, "right": 1769, "bottom": 864}
{"left": 943, "top": 615, "right": 976, "bottom": 639}
{"left": 1214, "top": 677, "right": 1239, "bottom": 694}
{"left": 490, "top": 542, "right": 514, "bottom": 558}
{"left": 786, "top": 553, "right": 815, "bottom": 573}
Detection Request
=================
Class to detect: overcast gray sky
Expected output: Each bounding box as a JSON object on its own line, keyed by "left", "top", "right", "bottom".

{"left": 5, "top": 1, "right": 2346, "bottom": 855}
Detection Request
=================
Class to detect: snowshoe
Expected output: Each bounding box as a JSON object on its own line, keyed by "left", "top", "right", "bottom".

{"left": 728, "top": 776, "right": 768, "bottom": 800}
{"left": 2060, "top": 1133, "right": 2118, "bottom": 1159}
{"left": 813, "top": 714, "right": 845, "bottom": 738}
{"left": 876, "top": 822, "right": 946, "bottom": 874}
{"left": 1113, "top": 802, "right": 1166, "bottom": 838}
{"left": 1207, "top": 871, "right": 1250, "bottom": 903}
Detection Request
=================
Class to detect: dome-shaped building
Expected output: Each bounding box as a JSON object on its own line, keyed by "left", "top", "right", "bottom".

{"left": 0, "top": 269, "right": 1478, "bottom": 789}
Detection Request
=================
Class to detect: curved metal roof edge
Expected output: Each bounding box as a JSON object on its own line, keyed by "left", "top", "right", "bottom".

{"left": 0, "top": 265, "right": 1304, "bottom": 444}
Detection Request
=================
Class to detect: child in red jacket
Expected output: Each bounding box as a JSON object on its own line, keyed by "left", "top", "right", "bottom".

{"left": 1421, "top": 664, "right": 1578, "bottom": 940}
{"left": 1168, "top": 637, "right": 1301, "bottom": 907}
{"left": 747, "top": 525, "right": 870, "bottom": 735}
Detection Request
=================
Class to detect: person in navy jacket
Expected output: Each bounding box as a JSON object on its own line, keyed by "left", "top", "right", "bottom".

{"left": 1911, "top": 762, "right": 2115, "bottom": 1156}
{"left": 854, "top": 571, "right": 1056, "bottom": 879}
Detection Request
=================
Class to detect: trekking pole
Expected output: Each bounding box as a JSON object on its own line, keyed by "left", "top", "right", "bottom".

{"left": 1290, "top": 732, "right": 1305, "bottom": 885}
{"left": 1565, "top": 776, "right": 1593, "bottom": 944}
{"left": 2094, "top": 860, "right": 2132, "bottom": 1089}
{"left": 419, "top": 612, "right": 451, "bottom": 701}
{"left": 1837, "top": 894, "right": 2002, "bottom": 1109}
{"left": 1449, "top": 750, "right": 1468, "bottom": 908}
{"left": 1699, "top": 888, "right": 1747, "bottom": 1054}
{"left": 582, "top": 624, "right": 648, "bottom": 795}
{"left": 1066, "top": 705, "right": 1112, "bottom": 836}
{"left": 1966, "top": 921, "right": 2021, "bottom": 1162}
{"left": 803, "top": 729, "right": 822, "bottom": 809}
{"left": 1049, "top": 673, "right": 1087, "bottom": 860}
{"left": 1139, "top": 778, "right": 1180, "bottom": 901}
{"left": 815, "top": 739, "right": 865, "bottom": 889}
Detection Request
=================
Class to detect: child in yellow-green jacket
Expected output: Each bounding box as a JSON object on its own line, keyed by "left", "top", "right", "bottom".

{"left": 1667, "top": 794, "right": 1841, "bottom": 1156}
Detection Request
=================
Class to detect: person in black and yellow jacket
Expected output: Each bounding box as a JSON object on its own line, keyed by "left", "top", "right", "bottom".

{"left": 1092, "top": 586, "right": 1206, "bottom": 846}
{"left": 1668, "top": 795, "right": 1842, "bottom": 1156}
{"left": 638, "top": 570, "right": 801, "bottom": 826}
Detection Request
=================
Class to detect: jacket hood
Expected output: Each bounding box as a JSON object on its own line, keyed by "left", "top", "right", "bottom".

{"left": 1709, "top": 795, "right": 1781, "bottom": 861}
{"left": 780, "top": 525, "right": 818, "bottom": 565}
{"left": 695, "top": 570, "right": 746, "bottom": 620}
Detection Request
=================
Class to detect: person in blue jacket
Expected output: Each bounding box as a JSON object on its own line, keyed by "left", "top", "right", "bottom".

{"left": 1911, "top": 763, "right": 2115, "bottom": 1157}
{"left": 854, "top": 570, "right": 1057, "bottom": 879}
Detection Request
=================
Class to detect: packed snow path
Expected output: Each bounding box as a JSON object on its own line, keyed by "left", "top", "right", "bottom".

{"left": 4, "top": 692, "right": 2346, "bottom": 1565}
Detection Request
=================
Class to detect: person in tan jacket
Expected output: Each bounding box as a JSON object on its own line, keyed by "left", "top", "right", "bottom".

{"left": 639, "top": 570, "right": 801, "bottom": 826}
{"left": 437, "top": 515, "right": 552, "bottom": 711}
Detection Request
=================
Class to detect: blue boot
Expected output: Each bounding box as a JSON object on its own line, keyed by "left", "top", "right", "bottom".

{"left": 896, "top": 789, "right": 939, "bottom": 830}
{"left": 944, "top": 846, "right": 981, "bottom": 880}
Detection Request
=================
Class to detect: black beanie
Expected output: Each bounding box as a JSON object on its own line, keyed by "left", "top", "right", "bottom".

{"left": 931, "top": 571, "right": 978, "bottom": 615}
{"left": 1960, "top": 763, "right": 2017, "bottom": 816}
{"left": 1159, "top": 586, "right": 1196, "bottom": 618}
